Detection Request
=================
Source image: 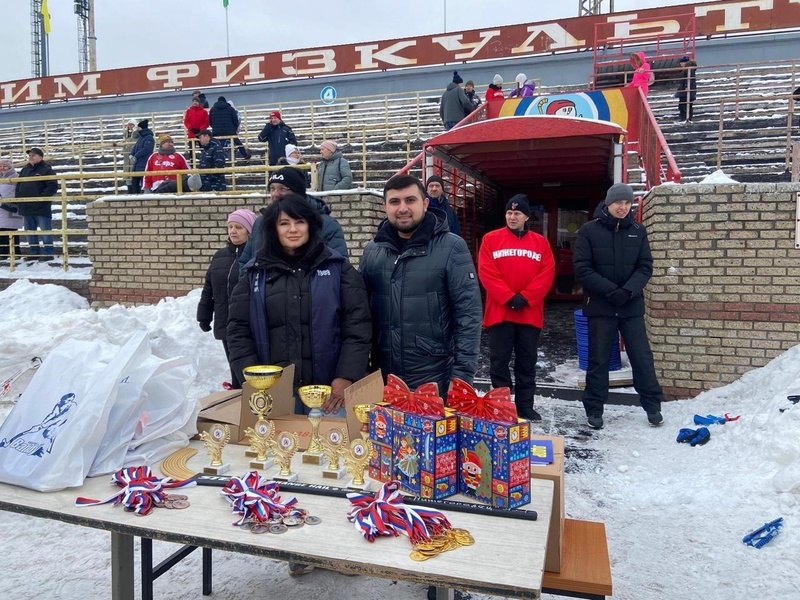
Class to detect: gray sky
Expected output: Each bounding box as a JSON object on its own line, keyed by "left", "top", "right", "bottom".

{"left": 3, "top": 0, "right": 696, "bottom": 82}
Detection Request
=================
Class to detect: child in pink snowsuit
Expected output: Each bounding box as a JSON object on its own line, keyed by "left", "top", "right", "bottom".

{"left": 627, "top": 51, "right": 652, "bottom": 97}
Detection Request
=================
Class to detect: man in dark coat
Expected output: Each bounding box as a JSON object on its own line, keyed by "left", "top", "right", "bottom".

{"left": 15, "top": 148, "right": 58, "bottom": 259}
{"left": 425, "top": 175, "right": 461, "bottom": 236}
{"left": 573, "top": 183, "right": 665, "bottom": 430}
{"left": 196, "top": 130, "right": 227, "bottom": 191}
{"left": 129, "top": 120, "right": 154, "bottom": 194}
{"left": 359, "top": 174, "right": 482, "bottom": 396}
{"left": 258, "top": 110, "right": 297, "bottom": 166}
{"left": 439, "top": 71, "right": 473, "bottom": 130}
{"left": 675, "top": 56, "right": 698, "bottom": 122}
{"left": 238, "top": 167, "right": 348, "bottom": 275}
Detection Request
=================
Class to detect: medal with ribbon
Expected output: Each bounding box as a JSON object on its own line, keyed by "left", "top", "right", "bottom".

{"left": 221, "top": 471, "right": 298, "bottom": 526}
{"left": 383, "top": 374, "right": 445, "bottom": 417}
{"left": 446, "top": 378, "right": 518, "bottom": 424}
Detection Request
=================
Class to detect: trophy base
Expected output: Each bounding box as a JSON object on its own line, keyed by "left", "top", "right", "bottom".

{"left": 249, "top": 458, "right": 275, "bottom": 470}
{"left": 272, "top": 472, "right": 299, "bottom": 483}
{"left": 245, "top": 449, "right": 259, "bottom": 458}
{"left": 345, "top": 478, "right": 372, "bottom": 491}
{"left": 302, "top": 452, "right": 324, "bottom": 465}
{"left": 322, "top": 465, "right": 347, "bottom": 480}
{"left": 203, "top": 463, "right": 231, "bottom": 475}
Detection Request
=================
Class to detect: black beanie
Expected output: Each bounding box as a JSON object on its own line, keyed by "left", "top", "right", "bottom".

{"left": 452, "top": 70, "right": 463, "bottom": 84}
{"left": 269, "top": 167, "right": 307, "bottom": 196}
{"left": 505, "top": 194, "right": 531, "bottom": 216}
{"left": 218, "top": 96, "right": 227, "bottom": 102}
{"left": 426, "top": 175, "right": 445, "bottom": 188}
{"left": 604, "top": 183, "right": 634, "bottom": 206}
{"left": 138, "top": 119, "right": 149, "bottom": 129}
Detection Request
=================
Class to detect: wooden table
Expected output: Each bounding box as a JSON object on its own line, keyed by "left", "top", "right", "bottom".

{"left": 0, "top": 442, "right": 553, "bottom": 600}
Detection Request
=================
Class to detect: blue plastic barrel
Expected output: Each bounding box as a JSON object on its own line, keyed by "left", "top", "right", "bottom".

{"left": 574, "top": 309, "right": 621, "bottom": 371}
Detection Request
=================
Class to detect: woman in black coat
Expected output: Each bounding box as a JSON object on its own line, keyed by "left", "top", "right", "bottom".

{"left": 676, "top": 57, "right": 698, "bottom": 122}
{"left": 226, "top": 194, "right": 371, "bottom": 415}
{"left": 197, "top": 209, "right": 258, "bottom": 389}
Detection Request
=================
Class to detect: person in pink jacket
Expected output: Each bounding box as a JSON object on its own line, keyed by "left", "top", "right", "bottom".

{"left": 627, "top": 51, "right": 653, "bottom": 97}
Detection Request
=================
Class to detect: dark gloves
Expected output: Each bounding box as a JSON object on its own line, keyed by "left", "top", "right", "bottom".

{"left": 606, "top": 288, "right": 631, "bottom": 307}
{"left": 191, "top": 128, "right": 201, "bottom": 135}
{"left": 198, "top": 321, "right": 212, "bottom": 332}
{"left": 506, "top": 293, "right": 528, "bottom": 311}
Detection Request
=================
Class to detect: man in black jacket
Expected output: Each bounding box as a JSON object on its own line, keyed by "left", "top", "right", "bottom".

{"left": 359, "top": 174, "right": 482, "bottom": 397}
{"left": 258, "top": 111, "right": 297, "bottom": 166}
{"left": 573, "top": 183, "right": 665, "bottom": 430}
{"left": 16, "top": 148, "right": 58, "bottom": 260}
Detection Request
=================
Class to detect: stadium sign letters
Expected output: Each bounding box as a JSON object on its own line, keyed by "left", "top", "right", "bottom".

{"left": 1, "top": 0, "right": 797, "bottom": 107}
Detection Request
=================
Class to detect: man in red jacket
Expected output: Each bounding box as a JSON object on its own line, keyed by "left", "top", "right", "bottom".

{"left": 478, "top": 194, "right": 555, "bottom": 421}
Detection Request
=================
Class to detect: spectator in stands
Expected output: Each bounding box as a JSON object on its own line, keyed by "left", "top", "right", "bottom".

{"left": 228, "top": 101, "right": 253, "bottom": 160}
{"left": 15, "top": 148, "right": 57, "bottom": 261}
{"left": 440, "top": 70, "right": 473, "bottom": 130}
{"left": 210, "top": 96, "right": 251, "bottom": 160}
{"left": 573, "top": 183, "right": 664, "bottom": 430}
{"left": 478, "top": 194, "right": 555, "bottom": 422}
{"left": 192, "top": 89, "right": 209, "bottom": 109}
{"left": 425, "top": 175, "right": 460, "bottom": 236}
{"left": 196, "top": 129, "right": 227, "bottom": 191}
{"left": 627, "top": 52, "right": 653, "bottom": 97}
{"left": 509, "top": 73, "right": 536, "bottom": 98}
{"left": 464, "top": 80, "right": 482, "bottom": 112}
{"left": 144, "top": 134, "right": 191, "bottom": 193}
{"left": 238, "top": 166, "right": 348, "bottom": 275}
{"left": 258, "top": 111, "right": 297, "bottom": 166}
{"left": 0, "top": 158, "right": 22, "bottom": 262}
{"left": 184, "top": 96, "right": 210, "bottom": 153}
{"left": 121, "top": 118, "right": 138, "bottom": 192}
{"left": 486, "top": 74, "right": 505, "bottom": 101}
{"left": 278, "top": 144, "right": 311, "bottom": 187}
{"left": 129, "top": 119, "right": 155, "bottom": 194}
{"left": 317, "top": 140, "right": 353, "bottom": 192}
{"left": 676, "top": 56, "right": 698, "bottom": 123}
{"left": 197, "top": 208, "right": 258, "bottom": 389}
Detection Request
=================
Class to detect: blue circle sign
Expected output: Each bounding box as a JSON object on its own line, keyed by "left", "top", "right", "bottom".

{"left": 320, "top": 86, "right": 337, "bottom": 104}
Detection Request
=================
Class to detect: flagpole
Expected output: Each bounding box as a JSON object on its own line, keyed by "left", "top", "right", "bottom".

{"left": 225, "top": 6, "right": 230, "bottom": 56}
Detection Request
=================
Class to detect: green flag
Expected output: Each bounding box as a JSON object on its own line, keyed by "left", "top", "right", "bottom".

{"left": 223, "top": 0, "right": 229, "bottom": 7}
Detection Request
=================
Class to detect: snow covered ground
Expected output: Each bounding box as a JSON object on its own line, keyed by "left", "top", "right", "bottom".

{"left": 0, "top": 280, "right": 797, "bottom": 599}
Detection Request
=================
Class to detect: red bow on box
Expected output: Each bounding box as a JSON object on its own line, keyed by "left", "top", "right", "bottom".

{"left": 446, "top": 378, "right": 518, "bottom": 424}
{"left": 383, "top": 374, "right": 445, "bottom": 418}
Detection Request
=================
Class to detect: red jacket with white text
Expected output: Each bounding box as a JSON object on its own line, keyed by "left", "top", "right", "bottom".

{"left": 144, "top": 152, "right": 189, "bottom": 190}
{"left": 478, "top": 227, "right": 555, "bottom": 328}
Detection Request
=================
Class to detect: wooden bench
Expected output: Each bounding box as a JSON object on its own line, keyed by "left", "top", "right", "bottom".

{"left": 542, "top": 518, "right": 613, "bottom": 600}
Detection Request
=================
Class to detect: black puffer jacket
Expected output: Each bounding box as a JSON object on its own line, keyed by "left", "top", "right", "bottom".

{"left": 15, "top": 161, "right": 58, "bottom": 216}
{"left": 197, "top": 241, "right": 246, "bottom": 340}
{"left": 257, "top": 121, "right": 297, "bottom": 166}
{"left": 359, "top": 210, "right": 482, "bottom": 394}
{"left": 226, "top": 240, "right": 371, "bottom": 389}
{"left": 209, "top": 100, "right": 240, "bottom": 137}
{"left": 573, "top": 205, "right": 653, "bottom": 318}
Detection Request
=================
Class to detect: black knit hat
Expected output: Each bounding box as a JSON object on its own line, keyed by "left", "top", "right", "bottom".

{"left": 452, "top": 70, "right": 463, "bottom": 84}
{"left": 505, "top": 194, "right": 530, "bottom": 216}
{"left": 426, "top": 175, "right": 445, "bottom": 188}
{"left": 138, "top": 119, "right": 149, "bottom": 129}
{"left": 269, "top": 167, "right": 307, "bottom": 196}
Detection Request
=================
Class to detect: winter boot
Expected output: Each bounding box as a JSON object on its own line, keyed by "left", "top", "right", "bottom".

{"left": 516, "top": 401, "right": 542, "bottom": 422}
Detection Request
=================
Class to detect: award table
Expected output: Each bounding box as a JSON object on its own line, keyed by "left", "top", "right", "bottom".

{"left": 0, "top": 441, "right": 553, "bottom": 600}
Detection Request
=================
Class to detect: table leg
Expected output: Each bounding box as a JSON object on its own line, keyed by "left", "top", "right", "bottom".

{"left": 110, "top": 531, "right": 134, "bottom": 600}
{"left": 433, "top": 587, "right": 454, "bottom": 600}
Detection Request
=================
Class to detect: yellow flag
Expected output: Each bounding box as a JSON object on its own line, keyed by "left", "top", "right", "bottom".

{"left": 41, "top": 0, "right": 51, "bottom": 35}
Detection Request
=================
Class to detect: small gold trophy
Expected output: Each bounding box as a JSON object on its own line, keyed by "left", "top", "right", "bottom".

{"left": 199, "top": 423, "right": 231, "bottom": 475}
{"left": 242, "top": 365, "right": 283, "bottom": 460}
{"left": 353, "top": 404, "right": 372, "bottom": 440}
{"left": 343, "top": 438, "right": 373, "bottom": 491}
{"left": 271, "top": 431, "right": 299, "bottom": 482}
{"left": 243, "top": 419, "right": 275, "bottom": 470}
{"left": 298, "top": 384, "right": 331, "bottom": 465}
{"left": 320, "top": 427, "right": 349, "bottom": 480}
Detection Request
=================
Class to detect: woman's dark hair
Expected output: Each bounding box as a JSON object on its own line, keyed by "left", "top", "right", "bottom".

{"left": 261, "top": 194, "right": 322, "bottom": 256}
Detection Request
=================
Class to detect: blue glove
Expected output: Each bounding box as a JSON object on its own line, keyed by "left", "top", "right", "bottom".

{"left": 690, "top": 427, "right": 711, "bottom": 446}
{"left": 676, "top": 428, "right": 696, "bottom": 443}
{"left": 693, "top": 414, "right": 726, "bottom": 426}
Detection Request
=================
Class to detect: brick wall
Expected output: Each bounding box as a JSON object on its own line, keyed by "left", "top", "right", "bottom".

{"left": 86, "top": 192, "right": 385, "bottom": 308}
{"left": 643, "top": 183, "right": 800, "bottom": 399}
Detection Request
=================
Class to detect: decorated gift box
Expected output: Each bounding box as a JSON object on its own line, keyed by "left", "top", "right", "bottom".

{"left": 447, "top": 379, "right": 531, "bottom": 509}
{"left": 368, "top": 375, "right": 458, "bottom": 500}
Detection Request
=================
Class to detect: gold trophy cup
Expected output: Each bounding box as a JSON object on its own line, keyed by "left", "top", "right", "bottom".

{"left": 298, "top": 384, "right": 331, "bottom": 465}
{"left": 242, "top": 365, "right": 283, "bottom": 460}
{"left": 199, "top": 423, "right": 231, "bottom": 475}
{"left": 353, "top": 404, "right": 372, "bottom": 440}
{"left": 344, "top": 438, "right": 373, "bottom": 491}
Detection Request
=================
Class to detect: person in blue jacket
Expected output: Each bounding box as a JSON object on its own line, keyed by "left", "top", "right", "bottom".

{"left": 129, "top": 119, "right": 154, "bottom": 194}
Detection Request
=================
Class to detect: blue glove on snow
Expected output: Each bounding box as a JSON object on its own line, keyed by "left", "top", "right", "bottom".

{"left": 676, "top": 428, "right": 696, "bottom": 443}
{"left": 690, "top": 427, "right": 711, "bottom": 446}
{"left": 693, "top": 414, "right": 726, "bottom": 426}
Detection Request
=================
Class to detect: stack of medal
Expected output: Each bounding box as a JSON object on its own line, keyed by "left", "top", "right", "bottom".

{"left": 410, "top": 527, "right": 474, "bottom": 561}
{"left": 221, "top": 471, "right": 322, "bottom": 534}
{"left": 153, "top": 493, "right": 190, "bottom": 511}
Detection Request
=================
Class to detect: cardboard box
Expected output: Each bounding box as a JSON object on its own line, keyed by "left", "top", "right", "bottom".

{"left": 196, "top": 389, "right": 245, "bottom": 441}
{"left": 529, "top": 434, "right": 565, "bottom": 573}
{"left": 458, "top": 416, "right": 531, "bottom": 509}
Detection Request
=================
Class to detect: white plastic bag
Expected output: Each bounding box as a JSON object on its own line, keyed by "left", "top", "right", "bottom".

{"left": 0, "top": 332, "right": 149, "bottom": 491}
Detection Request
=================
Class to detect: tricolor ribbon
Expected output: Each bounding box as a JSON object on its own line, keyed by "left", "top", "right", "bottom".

{"left": 75, "top": 466, "right": 196, "bottom": 516}
{"left": 446, "top": 378, "right": 518, "bottom": 424}
{"left": 383, "top": 374, "right": 445, "bottom": 417}
{"left": 221, "top": 471, "right": 298, "bottom": 526}
{"left": 347, "top": 481, "right": 451, "bottom": 545}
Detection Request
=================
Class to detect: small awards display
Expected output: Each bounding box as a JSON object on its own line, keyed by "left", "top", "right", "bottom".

{"left": 344, "top": 438, "right": 373, "bottom": 491}
{"left": 199, "top": 423, "right": 231, "bottom": 475}
{"left": 320, "top": 427, "right": 349, "bottom": 480}
{"left": 298, "top": 384, "right": 331, "bottom": 465}
{"left": 243, "top": 418, "right": 275, "bottom": 470}
{"left": 241, "top": 365, "right": 283, "bottom": 458}
{"left": 271, "top": 431, "right": 299, "bottom": 482}
{"left": 353, "top": 403, "right": 372, "bottom": 440}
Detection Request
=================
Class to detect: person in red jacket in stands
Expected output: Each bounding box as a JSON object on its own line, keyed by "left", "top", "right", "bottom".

{"left": 183, "top": 96, "right": 209, "bottom": 153}
{"left": 144, "top": 134, "right": 191, "bottom": 193}
{"left": 485, "top": 74, "right": 505, "bottom": 101}
{"left": 478, "top": 194, "right": 555, "bottom": 422}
